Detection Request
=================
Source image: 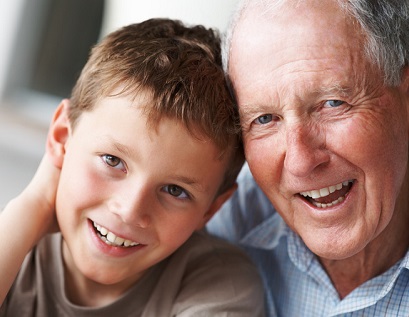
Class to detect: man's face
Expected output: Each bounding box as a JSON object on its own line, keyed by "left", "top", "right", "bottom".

{"left": 55, "top": 92, "right": 229, "bottom": 290}
{"left": 229, "top": 0, "right": 409, "bottom": 260}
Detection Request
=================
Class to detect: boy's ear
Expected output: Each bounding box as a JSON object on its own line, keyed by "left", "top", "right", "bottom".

{"left": 46, "top": 99, "right": 71, "bottom": 169}
{"left": 195, "top": 183, "right": 238, "bottom": 230}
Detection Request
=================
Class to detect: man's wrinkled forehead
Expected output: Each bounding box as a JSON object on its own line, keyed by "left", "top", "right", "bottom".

{"left": 229, "top": 0, "right": 360, "bottom": 71}
{"left": 228, "top": 0, "right": 373, "bottom": 104}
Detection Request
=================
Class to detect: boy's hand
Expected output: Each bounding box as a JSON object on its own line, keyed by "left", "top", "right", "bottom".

{"left": 3, "top": 152, "right": 61, "bottom": 246}
{"left": 0, "top": 153, "right": 61, "bottom": 305}
{"left": 18, "top": 153, "right": 61, "bottom": 236}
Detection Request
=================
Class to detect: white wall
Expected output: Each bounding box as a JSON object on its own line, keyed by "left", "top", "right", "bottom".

{"left": 100, "top": 0, "right": 238, "bottom": 37}
{"left": 0, "top": 0, "right": 239, "bottom": 105}
{"left": 0, "top": 0, "right": 240, "bottom": 206}
{"left": 0, "top": 0, "right": 25, "bottom": 100}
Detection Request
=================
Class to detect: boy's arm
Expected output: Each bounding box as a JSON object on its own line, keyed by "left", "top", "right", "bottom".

{"left": 0, "top": 154, "right": 60, "bottom": 305}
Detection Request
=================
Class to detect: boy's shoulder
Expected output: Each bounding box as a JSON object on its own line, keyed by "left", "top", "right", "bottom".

{"left": 3, "top": 232, "right": 265, "bottom": 316}
{"left": 2, "top": 233, "right": 64, "bottom": 316}
{"left": 175, "top": 230, "right": 256, "bottom": 266}
{"left": 169, "top": 230, "right": 264, "bottom": 291}
{"left": 3, "top": 234, "right": 153, "bottom": 316}
{"left": 145, "top": 231, "right": 265, "bottom": 316}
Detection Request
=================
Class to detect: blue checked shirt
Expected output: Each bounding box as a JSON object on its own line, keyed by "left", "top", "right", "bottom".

{"left": 207, "top": 164, "right": 409, "bottom": 317}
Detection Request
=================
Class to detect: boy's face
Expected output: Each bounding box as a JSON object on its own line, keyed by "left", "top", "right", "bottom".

{"left": 53, "top": 93, "right": 231, "bottom": 291}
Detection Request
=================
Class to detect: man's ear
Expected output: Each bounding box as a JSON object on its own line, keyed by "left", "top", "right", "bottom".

{"left": 401, "top": 67, "right": 409, "bottom": 135}
{"left": 46, "top": 99, "right": 71, "bottom": 169}
{"left": 400, "top": 66, "right": 409, "bottom": 94}
{"left": 195, "top": 183, "right": 238, "bottom": 230}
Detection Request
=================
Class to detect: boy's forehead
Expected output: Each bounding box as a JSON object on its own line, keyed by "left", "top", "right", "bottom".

{"left": 80, "top": 85, "right": 232, "bottom": 160}
{"left": 89, "top": 91, "right": 202, "bottom": 136}
{"left": 75, "top": 95, "right": 226, "bottom": 161}
{"left": 87, "top": 86, "right": 154, "bottom": 119}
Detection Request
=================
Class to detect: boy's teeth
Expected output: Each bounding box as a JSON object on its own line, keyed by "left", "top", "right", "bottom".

{"left": 93, "top": 221, "right": 139, "bottom": 247}
{"left": 107, "top": 232, "right": 117, "bottom": 243}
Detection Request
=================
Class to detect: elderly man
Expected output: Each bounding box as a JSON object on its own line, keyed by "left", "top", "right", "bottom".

{"left": 207, "top": 0, "right": 409, "bottom": 316}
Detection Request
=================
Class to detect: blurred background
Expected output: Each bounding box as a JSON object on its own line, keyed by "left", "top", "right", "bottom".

{"left": 0, "top": 0, "right": 239, "bottom": 206}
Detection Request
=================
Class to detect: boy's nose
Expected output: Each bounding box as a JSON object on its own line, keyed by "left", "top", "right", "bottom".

{"left": 283, "top": 122, "right": 330, "bottom": 177}
{"left": 108, "top": 187, "right": 152, "bottom": 228}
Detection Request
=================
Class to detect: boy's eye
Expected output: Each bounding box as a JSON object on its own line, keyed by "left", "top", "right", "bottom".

{"left": 162, "top": 184, "right": 190, "bottom": 199}
{"left": 103, "top": 154, "right": 121, "bottom": 167}
{"left": 325, "top": 100, "right": 345, "bottom": 108}
{"left": 101, "top": 154, "right": 126, "bottom": 171}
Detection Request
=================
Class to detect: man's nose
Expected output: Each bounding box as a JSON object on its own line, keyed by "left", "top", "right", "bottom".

{"left": 283, "top": 122, "right": 330, "bottom": 177}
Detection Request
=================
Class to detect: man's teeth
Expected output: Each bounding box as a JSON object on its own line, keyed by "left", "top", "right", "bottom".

{"left": 311, "top": 196, "right": 344, "bottom": 208}
{"left": 299, "top": 180, "right": 352, "bottom": 208}
{"left": 93, "top": 222, "right": 139, "bottom": 247}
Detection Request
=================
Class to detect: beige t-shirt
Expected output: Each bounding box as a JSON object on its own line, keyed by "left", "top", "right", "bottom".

{"left": 1, "top": 231, "right": 264, "bottom": 316}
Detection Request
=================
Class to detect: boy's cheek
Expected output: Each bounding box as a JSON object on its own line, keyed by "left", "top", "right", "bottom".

{"left": 57, "top": 159, "right": 104, "bottom": 211}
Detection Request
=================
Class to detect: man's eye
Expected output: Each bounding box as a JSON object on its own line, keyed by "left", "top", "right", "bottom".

{"left": 254, "top": 114, "right": 273, "bottom": 124}
{"left": 326, "top": 100, "right": 345, "bottom": 107}
{"left": 163, "top": 184, "right": 190, "bottom": 199}
{"left": 101, "top": 154, "right": 125, "bottom": 171}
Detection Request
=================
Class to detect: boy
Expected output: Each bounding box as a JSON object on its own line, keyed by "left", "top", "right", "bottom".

{"left": 0, "top": 18, "right": 264, "bottom": 316}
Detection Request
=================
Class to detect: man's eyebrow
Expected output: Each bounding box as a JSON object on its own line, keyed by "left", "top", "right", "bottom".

{"left": 239, "top": 104, "right": 274, "bottom": 121}
{"left": 317, "top": 83, "right": 352, "bottom": 97}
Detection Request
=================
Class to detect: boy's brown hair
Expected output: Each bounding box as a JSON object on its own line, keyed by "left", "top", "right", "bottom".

{"left": 69, "top": 18, "right": 244, "bottom": 195}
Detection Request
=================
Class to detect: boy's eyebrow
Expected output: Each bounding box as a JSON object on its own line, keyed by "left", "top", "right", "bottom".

{"left": 105, "top": 136, "right": 208, "bottom": 194}
{"left": 169, "top": 175, "right": 208, "bottom": 194}
{"left": 112, "top": 140, "right": 133, "bottom": 158}
{"left": 101, "top": 135, "right": 136, "bottom": 160}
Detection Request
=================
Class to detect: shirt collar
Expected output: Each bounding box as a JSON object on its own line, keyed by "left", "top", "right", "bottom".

{"left": 285, "top": 224, "right": 409, "bottom": 313}
{"left": 239, "top": 212, "right": 288, "bottom": 249}
{"left": 239, "top": 213, "right": 409, "bottom": 305}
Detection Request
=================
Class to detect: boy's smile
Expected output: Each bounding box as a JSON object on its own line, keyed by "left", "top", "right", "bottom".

{"left": 92, "top": 220, "right": 140, "bottom": 247}
{"left": 53, "top": 93, "right": 230, "bottom": 299}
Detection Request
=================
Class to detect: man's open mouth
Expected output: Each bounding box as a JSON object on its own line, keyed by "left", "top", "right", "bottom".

{"left": 92, "top": 221, "right": 140, "bottom": 248}
{"left": 299, "top": 180, "right": 354, "bottom": 208}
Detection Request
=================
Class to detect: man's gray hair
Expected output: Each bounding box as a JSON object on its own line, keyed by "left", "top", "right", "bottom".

{"left": 223, "top": 0, "right": 409, "bottom": 86}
